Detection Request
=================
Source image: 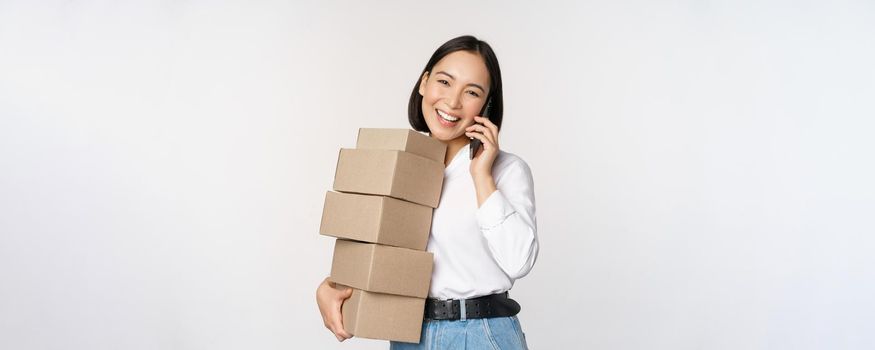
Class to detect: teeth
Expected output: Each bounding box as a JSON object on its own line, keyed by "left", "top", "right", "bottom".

{"left": 437, "top": 109, "right": 460, "bottom": 122}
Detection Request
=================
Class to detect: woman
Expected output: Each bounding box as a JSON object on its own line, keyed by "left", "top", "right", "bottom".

{"left": 317, "top": 35, "right": 539, "bottom": 349}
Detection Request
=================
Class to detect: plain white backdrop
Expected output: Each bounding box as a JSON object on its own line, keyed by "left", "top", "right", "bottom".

{"left": 1, "top": 1, "right": 874, "bottom": 349}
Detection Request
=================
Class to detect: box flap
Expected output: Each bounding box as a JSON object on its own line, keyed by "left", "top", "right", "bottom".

{"left": 356, "top": 128, "right": 447, "bottom": 163}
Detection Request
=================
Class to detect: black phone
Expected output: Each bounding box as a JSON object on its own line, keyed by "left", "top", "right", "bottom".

{"left": 470, "top": 97, "right": 492, "bottom": 159}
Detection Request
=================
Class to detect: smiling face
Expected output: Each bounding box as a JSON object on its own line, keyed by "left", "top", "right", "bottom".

{"left": 418, "top": 50, "right": 491, "bottom": 142}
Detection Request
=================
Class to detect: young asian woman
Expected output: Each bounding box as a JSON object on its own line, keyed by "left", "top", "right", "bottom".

{"left": 317, "top": 35, "right": 538, "bottom": 350}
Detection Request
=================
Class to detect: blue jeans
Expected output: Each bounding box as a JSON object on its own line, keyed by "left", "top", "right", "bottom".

{"left": 389, "top": 316, "right": 529, "bottom": 350}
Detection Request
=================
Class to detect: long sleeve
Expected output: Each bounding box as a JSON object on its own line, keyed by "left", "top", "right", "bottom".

{"left": 475, "top": 157, "right": 539, "bottom": 280}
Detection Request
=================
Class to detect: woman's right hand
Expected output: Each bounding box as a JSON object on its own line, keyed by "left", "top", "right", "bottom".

{"left": 316, "top": 277, "right": 354, "bottom": 341}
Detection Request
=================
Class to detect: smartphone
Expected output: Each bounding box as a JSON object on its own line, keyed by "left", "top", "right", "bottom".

{"left": 470, "top": 97, "right": 492, "bottom": 159}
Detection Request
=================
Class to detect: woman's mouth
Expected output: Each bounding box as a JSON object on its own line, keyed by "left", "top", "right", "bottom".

{"left": 436, "top": 109, "right": 460, "bottom": 127}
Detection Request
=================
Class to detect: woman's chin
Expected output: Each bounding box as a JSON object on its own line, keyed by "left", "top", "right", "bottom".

{"left": 430, "top": 129, "right": 464, "bottom": 142}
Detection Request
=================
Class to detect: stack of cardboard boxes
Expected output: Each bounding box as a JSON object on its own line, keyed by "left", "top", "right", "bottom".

{"left": 319, "top": 128, "right": 447, "bottom": 343}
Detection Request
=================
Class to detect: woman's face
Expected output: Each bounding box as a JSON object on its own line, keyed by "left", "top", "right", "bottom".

{"left": 418, "top": 50, "right": 491, "bottom": 142}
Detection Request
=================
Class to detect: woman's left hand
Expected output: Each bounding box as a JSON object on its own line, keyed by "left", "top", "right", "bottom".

{"left": 466, "top": 115, "right": 500, "bottom": 180}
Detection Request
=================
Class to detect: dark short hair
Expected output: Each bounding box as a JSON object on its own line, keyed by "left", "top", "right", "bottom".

{"left": 408, "top": 35, "right": 503, "bottom": 132}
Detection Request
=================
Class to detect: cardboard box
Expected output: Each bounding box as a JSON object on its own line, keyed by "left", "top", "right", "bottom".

{"left": 319, "top": 191, "right": 433, "bottom": 251}
{"left": 330, "top": 239, "right": 433, "bottom": 298}
{"left": 356, "top": 128, "right": 447, "bottom": 163}
{"left": 342, "top": 288, "right": 425, "bottom": 343}
{"left": 333, "top": 149, "right": 444, "bottom": 208}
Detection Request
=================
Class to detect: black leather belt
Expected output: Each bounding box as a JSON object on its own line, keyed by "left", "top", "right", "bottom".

{"left": 424, "top": 292, "right": 521, "bottom": 320}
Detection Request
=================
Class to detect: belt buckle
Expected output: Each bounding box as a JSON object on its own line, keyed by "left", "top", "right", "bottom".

{"left": 459, "top": 298, "right": 467, "bottom": 321}
{"left": 445, "top": 299, "right": 459, "bottom": 320}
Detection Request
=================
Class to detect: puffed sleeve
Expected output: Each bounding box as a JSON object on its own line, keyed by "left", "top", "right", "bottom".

{"left": 475, "top": 156, "right": 539, "bottom": 280}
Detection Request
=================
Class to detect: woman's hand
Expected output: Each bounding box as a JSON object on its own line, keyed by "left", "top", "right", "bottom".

{"left": 316, "top": 277, "right": 354, "bottom": 342}
{"left": 466, "top": 115, "right": 499, "bottom": 206}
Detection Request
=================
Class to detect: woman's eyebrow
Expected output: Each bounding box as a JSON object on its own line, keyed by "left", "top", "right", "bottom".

{"left": 467, "top": 83, "right": 486, "bottom": 93}
{"left": 435, "top": 71, "right": 455, "bottom": 80}
{"left": 435, "top": 71, "right": 486, "bottom": 92}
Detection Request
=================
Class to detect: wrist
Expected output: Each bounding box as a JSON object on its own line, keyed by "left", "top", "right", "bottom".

{"left": 473, "top": 175, "right": 497, "bottom": 207}
{"left": 474, "top": 177, "right": 495, "bottom": 191}
{"left": 472, "top": 172, "right": 494, "bottom": 182}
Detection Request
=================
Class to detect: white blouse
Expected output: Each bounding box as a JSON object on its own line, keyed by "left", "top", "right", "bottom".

{"left": 427, "top": 145, "right": 539, "bottom": 300}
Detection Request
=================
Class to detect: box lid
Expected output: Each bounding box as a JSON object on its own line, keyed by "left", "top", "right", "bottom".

{"left": 356, "top": 128, "right": 447, "bottom": 163}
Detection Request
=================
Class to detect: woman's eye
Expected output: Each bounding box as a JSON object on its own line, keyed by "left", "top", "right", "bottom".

{"left": 437, "top": 79, "right": 449, "bottom": 86}
{"left": 466, "top": 90, "right": 480, "bottom": 98}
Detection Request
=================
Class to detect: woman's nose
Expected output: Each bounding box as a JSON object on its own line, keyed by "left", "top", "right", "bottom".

{"left": 445, "top": 91, "right": 463, "bottom": 109}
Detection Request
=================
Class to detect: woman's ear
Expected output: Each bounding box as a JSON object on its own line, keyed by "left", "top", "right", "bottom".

{"left": 418, "top": 71, "right": 429, "bottom": 96}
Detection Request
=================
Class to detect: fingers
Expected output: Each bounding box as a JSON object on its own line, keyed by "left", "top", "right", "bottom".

{"left": 465, "top": 130, "right": 494, "bottom": 152}
{"left": 318, "top": 279, "right": 355, "bottom": 341}
{"left": 339, "top": 286, "right": 353, "bottom": 299}
{"left": 330, "top": 310, "right": 353, "bottom": 340}
{"left": 324, "top": 312, "right": 352, "bottom": 342}
{"left": 335, "top": 326, "right": 353, "bottom": 340}
{"left": 329, "top": 323, "right": 352, "bottom": 341}
{"left": 465, "top": 124, "right": 497, "bottom": 148}
{"left": 468, "top": 117, "right": 499, "bottom": 146}
{"left": 475, "top": 116, "right": 499, "bottom": 138}
{"left": 332, "top": 286, "right": 353, "bottom": 340}
{"left": 325, "top": 300, "right": 353, "bottom": 341}
{"left": 330, "top": 322, "right": 353, "bottom": 341}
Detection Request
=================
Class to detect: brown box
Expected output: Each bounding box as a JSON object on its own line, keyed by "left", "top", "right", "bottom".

{"left": 319, "top": 191, "right": 433, "bottom": 251}
{"left": 356, "top": 128, "right": 447, "bottom": 163}
{"left": 330, "top": 239, "right": 433, "bottom": 298}
{"left": 342, "top": 288, "right": 425, "bottom": 343}
{"left": 333, "top": 149, "right": 444, "bottom": 208}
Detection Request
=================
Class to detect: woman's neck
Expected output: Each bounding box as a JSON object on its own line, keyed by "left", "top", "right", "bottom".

{"left": 434, "top": 135, "right": 470, "bottom": 167}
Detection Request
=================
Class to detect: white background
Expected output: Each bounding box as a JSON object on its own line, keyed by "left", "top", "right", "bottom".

{"left": 2, "top": 1, "right": 874, "bottom": 349}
